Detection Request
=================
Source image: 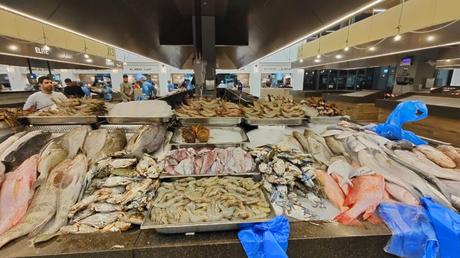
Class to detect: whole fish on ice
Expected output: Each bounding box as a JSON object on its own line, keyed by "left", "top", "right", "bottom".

{"left": 416, "top": 145, "right": 456, "bottom": 169}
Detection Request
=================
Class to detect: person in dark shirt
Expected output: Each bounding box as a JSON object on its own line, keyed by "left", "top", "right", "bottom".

{"left": 63, "top": 78, "right": 85, "bottom": 98}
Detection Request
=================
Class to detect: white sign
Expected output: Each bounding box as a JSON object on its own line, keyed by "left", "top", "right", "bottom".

{"left": 34, "top": 47, "right": 50, "bottom": 55}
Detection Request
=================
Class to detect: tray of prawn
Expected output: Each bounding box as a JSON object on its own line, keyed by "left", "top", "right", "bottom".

{"left": 177, "top": 116, "right": 242, "bottom": 126}
{"left": 141, "top": 175, "right": 275, "bottom": 233}
{"left": 159, "top": 147, "right": 259, "bottom": 178}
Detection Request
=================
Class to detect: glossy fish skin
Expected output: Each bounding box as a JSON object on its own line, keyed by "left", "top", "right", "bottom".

{"left": 84, "top": 129, "right": 126, "bottom": 165}
{"left": 0, "top": 132, "right": 27, "bottom": 184}
{"left": 37, "top": 141, "right": 67, "bottom": 187}
{"left": 385, "top": 182, "right": 419, "bottom": 206}
{"left": 335, "top": 175, "right": 385, "bottom": 225}
{"left": 0, "top": 155, "right": 39, "bottom": 235}
{"left": 60, "top": 126, "right": 89, "bottom": 159}
{"left": 126, "top": 125, "right": 166, "bottom": 159}
{"left": 0, "top": 159, "right": 72, "bottom": 248}
{"left": 437, "top": 145, "right": 460, "bottom": 168}
{"left": 33, "top": 154, "right": 88, "bottom": 244}
{"left": 417, "top": 145, "right": 456, "bottom": 169}
{"left": 0, "top": 131, "right": 50, "bottom": 180}
{"left": 315, "top": 169, "right": 347, "bottom": 212}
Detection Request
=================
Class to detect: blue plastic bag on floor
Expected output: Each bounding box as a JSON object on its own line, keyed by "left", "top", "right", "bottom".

{"left": 378, "top": 202, "right": 438, "bottom": 258}
{"left": 238, "top": 216, "right": 290, "bottom": 258}
{"left": 374, "top": 100, "right": 428, "bottom": 145}
{"left": 421, "top": 197, "right": 460, "bottom": 258}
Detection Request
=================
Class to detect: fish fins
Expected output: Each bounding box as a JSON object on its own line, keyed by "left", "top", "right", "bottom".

{"left": 334, "top": 213, "right": 362, "bottom": 226}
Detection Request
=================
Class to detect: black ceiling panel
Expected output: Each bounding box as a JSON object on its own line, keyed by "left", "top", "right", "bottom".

{"left": 0, "top": 0, "right": 372, "bottom": 68}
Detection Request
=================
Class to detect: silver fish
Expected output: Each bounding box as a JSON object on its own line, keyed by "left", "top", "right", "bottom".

{"left": 60, "top": 126, "right": 89, "bottom": 159}
{"left": 59, "top": 223, "right": 98, "bottom": 234}
{"left": 126, "top": 125, "right": 166, "bottom": 159}
{"left": 327, "top": 159, "right": 357, "bottom": 186}
{"left": 83, "top": 129, "right": 127, "bottom": 165}
{"left": 78, "top": 212, "right": 122, "bottom": 229}
{"left": 37, "top": 141, "right": 67, "bottom": 187}
{"left": 33, "top": 154, "right": 88, "bottom": 244}
{"left": 324, "top": 136, "right": 351, "bottom": 161}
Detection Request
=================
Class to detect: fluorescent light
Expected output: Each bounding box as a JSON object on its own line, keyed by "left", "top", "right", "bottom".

{"left": 84, "top": 54, "right": 89, "bottom": 58}
{"left": 314, "top": 59, "right": 321, "bottom": 63}
{"left": 344, "top": 46, "right": 350, "bottom": 52}
{"left": 446, "top": 59, "right": 452, "bottom": 62}
{"left": 0, "top": 51, "right": 109, "bottom": 68}
{"left": 373, "top": 8, "right": 386, "bottom": 13}
{"left": 297, "top": 41, "right": 460, "bottom": 69}
{"left": 7, "top": 44, "right": 18, "bottom": 51}
{"left": 43, "top": 45, "right": 50, "bottom": 51}
{"left": 123, "top": 61, "right": 127, "bottom": 65}
{"left": 299, "top": 59, "right": 304, "bottom": 63}
{"left": 426, "top": 35, "right": 436, "bottom": 42}
{"left": 335, "top": 54, "right": 343, "bottom": 59}
{"left": 0, "top": 4, "right": 165, "bottom": 67}
{"left": 316, "top": 54, "right": 321, "bottom": 59}
{"left": 86, "top": 59, "right": 93, "bottom": 63}
{"left": 243, "top": 0, "right": 384, "bottom": 67}
{"left": 369, "top": 46, "right": 377, "bottom": 51}
{"left": 394, "top": 34, "right": 402, "bottom": 41}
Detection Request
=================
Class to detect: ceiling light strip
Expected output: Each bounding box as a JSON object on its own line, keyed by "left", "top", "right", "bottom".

{"left": 244, "top": 0, "right": 384, "bottom": 67}
{"left": 298, "top": 41, "right": 460, "bottom": 69}
{"left": 0, "top": 4, "right": 166, "bottom": 66}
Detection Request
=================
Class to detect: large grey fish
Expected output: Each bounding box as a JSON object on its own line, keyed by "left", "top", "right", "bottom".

{"left": 83, "top": 129, "right": 126, "bottom": 164}
{"left": 0, "top": 131, "right": 27, "bottom": 156}
{"left": 33, "top": 154, "right": 88, "bottom": 244}
{"left": 125, "top": 125, "right": 166, "bottom": 159}
{"left": 0, "top": 158, "right": 72, "bottom": 248}
{"left": 324, "top": 136, "right": 351, "bottom": 161}
{"left": 60, "top": 126, "right": 90, "bottom": 159}
{"left": 303, "top": 129, "right": 333, "bottom": 166}
{"left": 0, "top": 131, "right": 51, "bottom": 182}
{"left": 36, "top": 141, "right": 68, "bottom": 187}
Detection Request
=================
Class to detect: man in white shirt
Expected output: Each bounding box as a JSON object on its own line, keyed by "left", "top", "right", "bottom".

{"left": 23, "top": 75, "right": 67, "bottom": 112}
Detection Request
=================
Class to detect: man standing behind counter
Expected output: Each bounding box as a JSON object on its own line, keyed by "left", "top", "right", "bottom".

{"left": 63, "top": 78, "right": 85, "bottom": 98}
{"left": 23, "top": 75, "right": 67, "bottom": 112}
{"left": 120, "top": 74, "right": 133, "bottom": 101}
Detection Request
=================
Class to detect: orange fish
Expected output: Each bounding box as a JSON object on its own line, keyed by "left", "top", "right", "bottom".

{"left": 335, "top": 175, "right": 385, "bottom": 225}
{"left": 315, "top": 170, "right": 347, "bottom": 212}
{"left": 0, "top": 155, "right": 38, "bottom": 234}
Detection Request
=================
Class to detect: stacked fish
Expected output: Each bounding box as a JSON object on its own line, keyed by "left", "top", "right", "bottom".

{"left": 242, "top": 99, "right": 305, "bottom": 118}
{"left": 249, "top": 146, "right": 326, "bottom": 220}
{"left": 290, "top": 123, "right": 460, "bottom": 225}
{"left": 175, "top": 98, "right": 243, "bottom": 117}
{"left": 0, "top": 123, "right": 169, "bottom": 247}
{"left": 150, "top": 176, "right": 271, "bottom": 224}
{"left": 66, "top": 154, "right": 161, "bottom": 235}
{"left": 163, "top": 147, "right": 255, "bottom": 176}
{"left": 300, "top": 97, "right": 342, "bottom": 117}
{"left": 34, "top": 98, "right": 107, "bottom": 116}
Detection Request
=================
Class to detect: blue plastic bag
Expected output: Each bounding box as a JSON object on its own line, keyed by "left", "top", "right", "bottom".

{"left": 238, "top": 216, "right": 290, "bottom": 258}
{"left": 378, "top": 202, "right": 438, "bottom": 258}
{"left": 374, "top": 100, "right": 428, "bottom": 145}
{"left": 421, "top": 197, "right": 460, "bottom": 258}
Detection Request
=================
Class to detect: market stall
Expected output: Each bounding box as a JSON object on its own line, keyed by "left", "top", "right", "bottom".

{"left": 0, "top": 94, "right": 458, "bottom": 258}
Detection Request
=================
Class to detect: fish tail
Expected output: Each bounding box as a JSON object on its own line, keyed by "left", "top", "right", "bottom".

{"left": 334, "top": 212, "right": 356, "bottom": 225}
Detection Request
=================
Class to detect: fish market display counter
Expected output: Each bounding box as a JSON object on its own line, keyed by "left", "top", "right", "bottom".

{"left": 0, "top": 222, "right": 392, "bottom": 258}
{"left": 322, "top": 90, "right": 384, "bottom": 123}
{"left": 0, "top": 91, "right": 34, "bottom": 108}
{"left": 157, "top": 90, "right": 194, "bottom": 109}
{"left": 376, "top": 93, "right": 460, "bottom": 146}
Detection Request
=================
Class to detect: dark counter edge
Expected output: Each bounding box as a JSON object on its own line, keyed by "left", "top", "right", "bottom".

{"left": 0, "top": 221, "right": 393, "bottom": 258}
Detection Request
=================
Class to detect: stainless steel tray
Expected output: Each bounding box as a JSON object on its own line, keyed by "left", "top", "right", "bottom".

{"left": 25, "top": 116, "right": 98, "bottom": 125}
{"left": 27, "top": 125, "right": 92, "bottom": 133}
{"left": 244, "top": 117, "right": 305, "bottom": 126}
{"left": 170, "top": 126, "right": 249, "bottom": 147}
{"left": 177, "top": 117, "right": 242, "bottom": 126}
{"left": 308, "top": 115, "right": 350, "bottom": 124}
{"left": 99, "top": 124, "right": 143, "bottom": 133}
{"left": 141, "top": 182, "right": 275, "bottom": 234}
{"left": 104, "top": 116, "right": 171, "bottom": 124}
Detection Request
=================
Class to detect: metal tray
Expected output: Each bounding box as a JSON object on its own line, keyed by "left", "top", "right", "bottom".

{"left": 308, "top": 115, "right": 350, "bottom": 124}
{"left": 104, "top": 116, "right": 171, "bottom": 124}
{"left": 177, "top": 117, "right": 242, "bottom": 126}
{"left": 170, "top": 126, "right": 249, "bottom": 147}
{"left": 98, "top": 124, "right": 143, "bottom": 133}
{"left": 244, "top": 117, "right": 305, "bottom": 126}
{"left": 141, "top": 181, "right": 275, "bottom": 234}
{"left": 27, "top": 124, "right": 92, "bottom": 134}
{"left": 25, "top": 116, "right": 98, "bottom": 125}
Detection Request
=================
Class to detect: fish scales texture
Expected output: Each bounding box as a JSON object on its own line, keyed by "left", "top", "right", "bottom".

{"left": 33, "top": 154, "right": 88, "bottom": 244}
{"left": 0, "top": 155, "right": 39, "bottom": 235}
{"left": 0, "top": 158, "right": 72, "bottom": 248}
